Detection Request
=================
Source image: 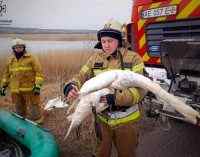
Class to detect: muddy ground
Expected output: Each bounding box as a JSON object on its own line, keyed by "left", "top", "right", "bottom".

{"left": 1, "top": 83, "right": 200, "bottom": 157}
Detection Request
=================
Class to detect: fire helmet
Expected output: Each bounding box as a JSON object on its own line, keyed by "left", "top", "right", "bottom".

{"left": 11, "top": 38, "right": 26, "bottom": 48}
{"left": 95, "top": 20, "right": 123, "bottom": 49}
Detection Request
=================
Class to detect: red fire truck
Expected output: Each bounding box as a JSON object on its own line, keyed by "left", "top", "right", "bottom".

{"left": 128, "top": 0, "right": 200, "bottom": 65}
{"left": 127, "top": 0, "right": 200, "bottom": 123}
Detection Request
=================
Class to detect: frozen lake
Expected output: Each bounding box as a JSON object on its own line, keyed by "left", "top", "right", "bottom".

{"left": 0, "top": 37, "right": 97, "bottom": 54}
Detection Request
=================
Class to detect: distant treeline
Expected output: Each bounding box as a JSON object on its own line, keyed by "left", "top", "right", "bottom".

{"left": 0, "top": 27, "right": 98, "bottom": 41}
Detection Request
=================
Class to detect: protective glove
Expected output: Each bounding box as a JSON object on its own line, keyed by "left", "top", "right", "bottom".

{"left": 106, "top": 94, "right": 116, "bottom": 111}
{"left": 63, "top": 82, "right": 76, "bottom": 97}
{"left": 0, "top": 87, "right": 6, "bottom": 96}
{"left": 32, "top": 85, "right": 41, "bottom": 95}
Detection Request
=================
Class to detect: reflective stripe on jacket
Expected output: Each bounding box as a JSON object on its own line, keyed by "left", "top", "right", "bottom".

{"left": 1, "top": 53, "right": 44, "bottom": 93}
{"left": 97, "top": 110, "right": 141, "bottom": 127}
{"left": 97, "top": 104, "right": 141, "bottom": 126}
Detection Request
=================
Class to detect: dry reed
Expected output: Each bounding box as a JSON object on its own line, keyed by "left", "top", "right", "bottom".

{"left": 0, "top": 49, "right": 93, "bottom": 82}
{"left": 0, "top": 49, "right": 93, "bottom": 100}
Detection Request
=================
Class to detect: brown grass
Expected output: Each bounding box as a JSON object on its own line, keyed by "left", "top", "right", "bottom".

{"left": 0, "top": 33, "right": 100, "bottom": 156}
{"left": 0, "top": 53, "right": 8, "bottom": 76}
{"left": 0, "top": 49, "right": 94, "bottom": 107}
{"left": 0, "top": 49, "right": 97, "bottom": 157}
{"left": 0, "top": 48, "right": 158, "bottom": 157}
{"left": 0, "top": 49, "right": 93, "bottom": 81}
{"left": 38, "top": 50, "right": 92, "bottom": 81}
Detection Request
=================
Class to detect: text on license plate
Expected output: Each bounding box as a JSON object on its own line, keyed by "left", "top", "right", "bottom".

{"left": 141, "top": 5, "right": 177, "bottom": 19}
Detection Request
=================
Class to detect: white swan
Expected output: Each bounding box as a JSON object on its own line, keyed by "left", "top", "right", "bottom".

{"left": 64, "top": 88, "right": 112, "bottom": 140}
{"left": 64, "top": 70, "right": 200, "bottom": 139}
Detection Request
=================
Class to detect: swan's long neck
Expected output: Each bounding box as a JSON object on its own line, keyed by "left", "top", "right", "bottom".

{"left": 64, "top": 121, "right": 74, "bottom": 140}
{"left": 80, "top": 71, "right": 117, "bottom": 95}
{"left": 122, "top": 72, "right": 199, "bottom": 124}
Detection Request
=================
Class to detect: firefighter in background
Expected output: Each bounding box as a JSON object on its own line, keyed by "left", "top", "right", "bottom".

{"left": 0, "top": 38, "right": 44, "bottom": 124}
{"left": 63, "top": 20, "right": 145, "bottom": 157}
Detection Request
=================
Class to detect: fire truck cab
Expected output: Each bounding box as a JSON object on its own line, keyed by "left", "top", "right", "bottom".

{"left": 127, "top": 0, "right": 200, "bottom": 123}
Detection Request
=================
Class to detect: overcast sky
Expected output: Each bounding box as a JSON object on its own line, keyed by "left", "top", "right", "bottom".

{"left": 0, "top": 0, "right": 133, "bottom": 30}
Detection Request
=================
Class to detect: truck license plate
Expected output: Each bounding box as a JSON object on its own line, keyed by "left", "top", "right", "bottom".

{"left": 141, "top": 5, "right": 177, "bottom": 19}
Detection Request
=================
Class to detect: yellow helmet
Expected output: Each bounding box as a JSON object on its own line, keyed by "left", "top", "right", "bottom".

{"left": 12, "top": 38, "right": 26, "bottom": 48}
{"left": 95, "top": 20, "right": 123, "bottom": 49}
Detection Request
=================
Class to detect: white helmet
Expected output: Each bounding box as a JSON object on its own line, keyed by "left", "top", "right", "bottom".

{"left": 98, "top": 20, "right": 122, "bottom": 41}
{"left": 103, "top": 19, "right": 122, "bottom": 32}
{"left": 95, "top": 20, "right": 124, "bottom": 49}
{"left": 12, "top": 38, "right": 26, "bottom": 48}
